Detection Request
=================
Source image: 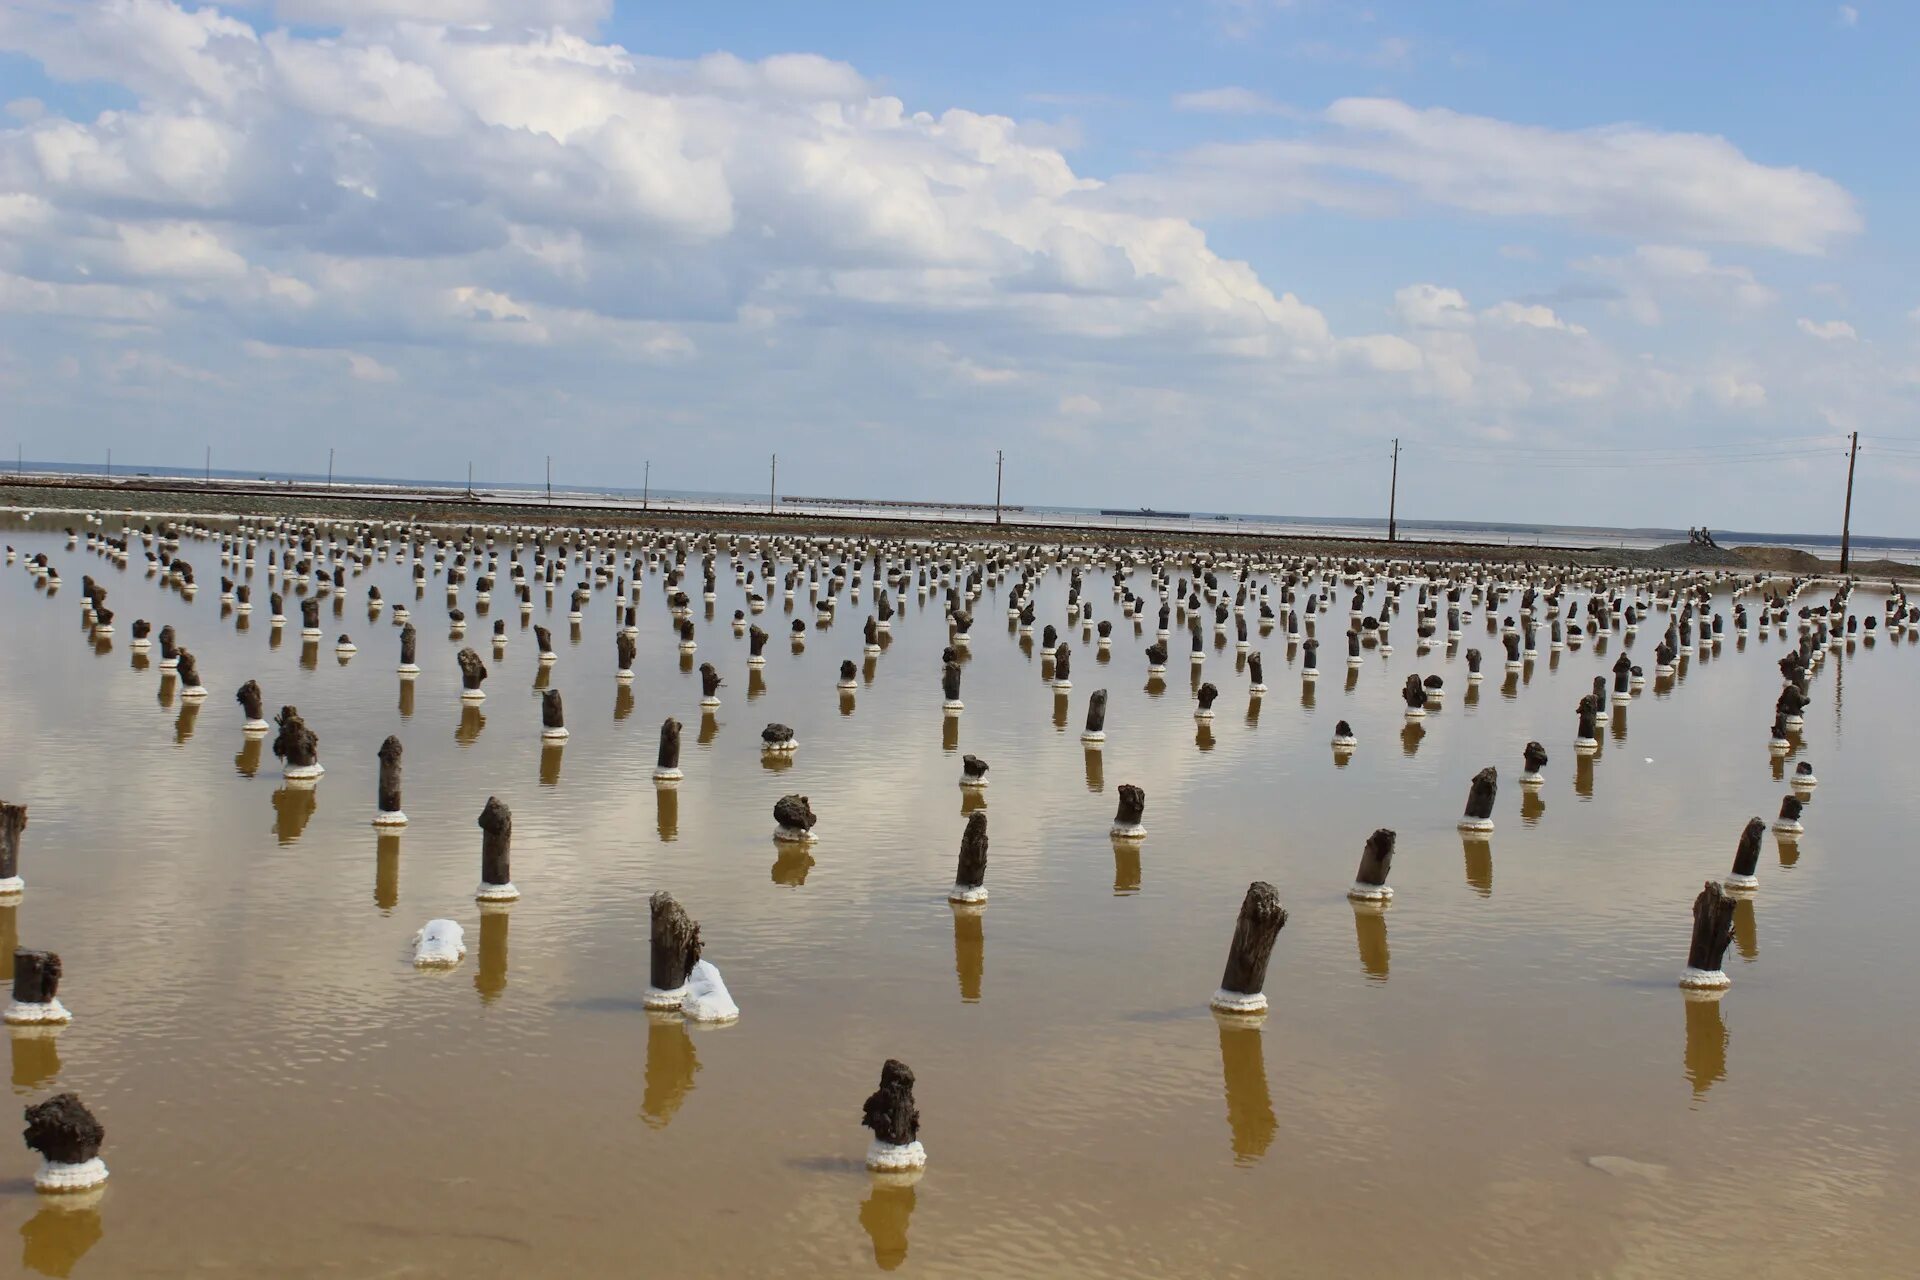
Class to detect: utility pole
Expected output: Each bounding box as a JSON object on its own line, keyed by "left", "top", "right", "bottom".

{"left": 327, "top": 447, "right": 334, "bottom": 487}
{"left": 467, "top": 461, "right": 474, "bottom": 498}
{"left": 1839, "top": 430, "right": 1859, "bottom": 574}
{"left": 643, "top": 460, "right": 650, "bottom": 511}
{"left": 546, "top": 455, "right": 552, "bottom": 506}
{"left": 1387, "top": 437, "right": 1400, "bottom": 543}
{"left": 995, "top": 449, "right": 1004, "bottom": 525}
{"left": 769, "top": 453, "right": 777, "bottom": 515}
{"left": 205, "top": 445, "right": 211, "bottom": 483}
{"left": 106, "top": 447, "right": 111, "bottom": 477}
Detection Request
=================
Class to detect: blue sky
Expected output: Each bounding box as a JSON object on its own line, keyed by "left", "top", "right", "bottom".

{"left": 1, "top": 0, "right": 1915, "bottom": 532}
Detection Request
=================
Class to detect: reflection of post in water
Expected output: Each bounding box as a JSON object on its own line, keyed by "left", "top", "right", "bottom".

{"left": 20, "top": 1195, "right": 104, "bottom": 1278}
{"left": 174, "top": 700, "right": 199, "bottom": 744}
{"left": 1610, "top": 702, "right": 1628, "bottom": 741}
{"left": 299, "top": 639, "right": 319, "bottom": 671}
{"left": 1520, "top": 788, "right": 1545, "bottom": 826}
{"left": 1299, "top": 680, "right": 1314, "bottom": 711}
{"left": 539, "top": 741, "right": 564, "bottom": 787}
{"left": 1195, "top": 721, "right": 1215, "bottom": 752}
{"left": 1217, "top": 1015, "right": 1278, "bottom": 1164}
{"left": 456, "top": 703, "right": 486, "bottom": 746}
{"left": 656, "top": 786, "right": 679, "bottom": 843}
{"left": 532, "top": 662, "right": 552, "bottom": 692}
{"left": 615, "top": 683, "right": 635, "bottom": 722}
{"left": 859, "top": 1179, "right": 917, "bottom": 1272}
{"left": 13, "top": 1024, "right": 63, "bottom": 1090}
{"left": 1574, "top": 751, "right": 1595, "bottom": 799}
{"left": 1733, "top": 897, "right": 1758, "bottom": 960}
{"left": 747, "top": 667, "right": 767, "bottom": 700}
{"left": 157, "top": 672, "right": 175, "bottom": 709}
{"left": 1352, "top": 902, "right": 1389, "bottom": 980}
{"left": 1344, "top": 666, "right": 1359, "bottom": 695}
{"left": 475, "top": 904, "right": 509, "bottom": 1003}
{"left": 234, "top": 736, "right": 264, "bottom": 778}
{"left": 0, "top": 904, "right": 15, "bottom": 981}
{"left": 1084, "top": 747, "right": 1104, "bottom": 794}
{"left": 941, "top": 714, "right": 960, "bottom": 753}
{"left": 272, "top": 785, "right": 318, "bottom": 845}
{"left": 697, "top": 710, "right": 719, "bottom": 746}
{"left": 397, "top": 678, "right": 415, "bottom": 719}
{"left": 375, "top": 832, "right": 401, "bottom": 912}
{"left": 1112, "top": 835, "right": 1141, "bottom": 895}
{"left": 640, "top": 1012, "right": 699, "bottom": 1129}
{"left": 1683, "top": 991, "right": 1728, "bottom": 1098}
{"left": 1501, "top": 670, "right": 1519, "bottom": 701}
{"left": 771, "top": 844, "right": 814, "bottom": 886}
{"left": 952, "top": 904, "right": 983, "bottom": 1002}
{"left": 1400, "top": 720, "right": 1424, "bottom": 757}
{"left": 1463, "top": 680, "right": 1479, "bottom": 708}
{"left": 1462, "top": 833, "right": 1493, "bottom": 897}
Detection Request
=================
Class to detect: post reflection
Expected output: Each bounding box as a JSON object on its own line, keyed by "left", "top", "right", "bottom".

{"left": 1520, "top": 789, "right": 1545, "bottom": 826}
{"left": 234, "top": 736, "right": 263, "bottom": 778}
{"left": 952, "top": 903, "right": 983, "bottom": 1003}
{"left": 1084, "top": 747, "right": 1104, "bottom": 794}
{"left": 19, "top": 1194, "right": 104, "bottom": 1278}
{"left": 397, "top": 679, "right": 415, "bottom": 719}
{"left": 640, "top": 1012, "right": 699, "bottom": 1129}
{"left": 271, "top": 785, "right": 318, "bottom": 845}
{"left": 858, "top": 1178, "right": 917, "bottom": 1272}
{"left": 1216, "top": 1013, "right": 1277, "bottom": 1164}
{"left": 475, "top": 904, "right": 509, "bottom": 1003}
{"left": 1683, "top": 991, "right": 1728, "bottom": 1099}
{"left": 1462, "top": 833, "right": 1493, "bottom": 897}
{"left": 539, "top": 741, "right": 564, "bottom": 787}
{"left": 657, "top": 786, "right": 679, "bottom": 842}
{"left": 456, "top": 704, "right": 486, "bottom": 746}
{"left": 1352, "top": 901, "right": 1389, "bottom": 981}
{"left": 615, "top": 684, "right": 636, "bottom": 721}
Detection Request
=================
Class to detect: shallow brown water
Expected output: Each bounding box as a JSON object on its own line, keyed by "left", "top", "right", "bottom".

{"left": 1, "top": 514, "right": 1917, "bottom": 1277}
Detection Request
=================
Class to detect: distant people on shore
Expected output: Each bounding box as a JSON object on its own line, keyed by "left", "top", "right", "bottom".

{"left": 1688, "top": 525, "right": 1718, "bottom": 548}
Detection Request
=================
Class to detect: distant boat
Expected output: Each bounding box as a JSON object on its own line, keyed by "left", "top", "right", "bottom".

{"left": 1100, "top": 507, "right": 1192, "bottom": 519}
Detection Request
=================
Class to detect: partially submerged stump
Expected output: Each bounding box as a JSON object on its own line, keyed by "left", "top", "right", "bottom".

{"left": 6, "top": 948, "right": 70, "bottom": 1025}
{"left": 654, "top": 718, "right": 684, "bottom": 782}
{"left": 862, "top": 1059, "right": 925, "bottom": 1172}
{"left": 457, "top": 648, "right": 488, "bottom": 701}
{"left": 476, "top": 796, "right": 519, "bottom": 901}
{"left": 1521, "top": 740, "right": 1548, "bottom": 785}
{"left": 774, "top": 792, "right": 818, "bottom": 843}
{"left": 645, "top": 891, "right": 703, "bottom": 1009}
{"left": 235, "top": 679, "right": 270, "bottom": 733}
{"left": 960, "top": 754, "right": 989, "bottom": 790}
{"left": 1725, "top": 816, "right": 1765, "bottom": 891}
{"left": 1773, "top": 793, "right": 1805, "bottom": 837}
{"left": 1247, "top": 650, "right": 1266, "bottom": 693}
{"left": 398, "top": 623, "right": 419, "bottom": 674}
{"left": 950, "top": 811, "right": 989, "bottom": 903}
{"left": 23, "top": 1093, "right": 108, "bottom": 1192}
{"left": 1680, "top": 880, "right": 1737, "bottom": 990}
{"left": 1195, "top": 681, "right": 1219, "bottom": 719}
{"left": 272, "top": 706, "right": 323, "bottom": 781}
{"left": 699, "top": 662, "right": 723, "bottom": 707}
{"left": 1211, "top": 881, "right": 1288, "bottom": 1015}
{"left": 1331, "top": 719, "right": 1356, "bottom": 749}
{"left": 1111, "top": 783, "right": 1147, "bottom": 840}
{"left": 1349, "top": 829, "right": 1395, "bottom": 902}
{"left": 941, "top": 661, "right": 963, "bottom": 712}
{"left": 540, "top": 687, "right": 568, "bottom": 741}
{"left": 0, "top": 800, "right": 24, "bottom": 894}
{"left": 1081, "top": 688, "right": 1108, "bottom": 743}
{"left": 373, "top": 735, "right": 407, "bottom": 826}
{"left": 762, "top": 722, "right": 798, "bottom": 754}
{"left": 1458, "top": 766, "right": 1497, "bottom": 832}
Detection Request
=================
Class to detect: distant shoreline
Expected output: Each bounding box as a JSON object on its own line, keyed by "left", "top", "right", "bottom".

{"left": 3, "top": 472, "right": 1913, "bottom": 581}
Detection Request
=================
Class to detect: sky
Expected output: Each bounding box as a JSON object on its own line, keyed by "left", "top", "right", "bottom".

{"left": 1, "top": 0, "right": 1917, "bottom": 533}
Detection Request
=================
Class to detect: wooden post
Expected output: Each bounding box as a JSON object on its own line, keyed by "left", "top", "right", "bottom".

{"left": 373, "top": 735, "right": 406, "bottom": 826}
{"left": 645, "top": 891, "right": 702, "bottom": 1008}
{"left": 862, "top": 1059, "right": 925, "bottom": 1170}
{"left": 476, "top": 796, "right": 518, "bottom": 901}
{"left": 1458, "top": 766, "right": 1497, "bottom": 832}
{"left": 1110, "top": 783, "right": 1147, "bottom": 839}
{"left": 1081, "top": 688, "right": 1108, "bottom": 743}
{"left": 1211, "top": 881, "right": 1288, "bottom": 1014}
{"left": 1, "top": 801, "right": 28, "bottom": 893}
{"left": 1681, "top": 880, "right": 1736, "bottom": 989}
{"left": 1349, "top": 829, "right": 1395, "bottom": 901}
{"left": 1725, "top": 816, "right": 1765, "bottom": 890}
{"left": 540, "top": 687, "right": 568, "bottom": 740}
{"left": 23, "top": 1092, "right": 108, "bottom": 1191}
{"left": 949, "top": 811, "right": 989, "bottom": 903}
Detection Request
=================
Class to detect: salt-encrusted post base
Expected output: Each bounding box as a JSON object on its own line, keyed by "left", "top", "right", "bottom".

{"left": 865, "top": 1140, "right": 928, "bottom": 1173}
{"left": 642, "top": 985, "right": 688, "bottom": 1011}
{"left": 475, "top": 881, "right": 521, "bottom": 902}
{"left": 1520, "top": 772, "right": 1544, "bottom": 786}
{"left": 1723, "top": 873, "right": 1758, "bottom": 892}
{"left": 460, "top": 689, "right": 487, "bottom": 703}
{"left": 948, "top": 884, "right": 988, "bottom": 905}
{"left": 1576, "top": 737, "right": 1600, "bottom": 752}
{"left": 1080, "top": 730, "right": 1105, "bottom": 744}
{"left": 34, "top": 1159, "right": 108, "bottom": 1193}
{"left": 372, "top": 809, "right": 408, "bottom": 827}
{"left": 282, "top": 763, "right": 325, "bottom": 783}
{"left": 1347, "top": 883, "right": 1393, "bottom": 903}
{"left": 243, "top": 718, "right": 271, "bottom": 735}
{"left": 1678, "top": 966, "right": 1731, "bottom": 990}
{"left": 1109, "top": 822, "right": 1146, "bottom": 841}
{"left": 5, "top": 998, "right": 72, "bottom": 1026}
{"left": 653, "top": 767, "right": 684, "bottom": 784}
{"left": 1772, "top": 819, "right": 1803, "bottom": 837}
{"left": 773, "top": 826, "right": 819, "bottom": 845}
{"left": 1457, "top": 818, "right": 1495, "bottom": 833}
{"left": 397, "top": 664, "right": 421, "bottom": 676}
{"left": 0, "top": 876, "right": 23, "bottom": 897}
{"left": 541, "top": 726, "right": 570, "bottom": 741}
{"left": 412, "top": 920, "right": 465, "bottom": 967}
{"left": 941, "top": 700, "right": 964, "bottom": 713}
{"left": 958, "top": 777, "right": 988, "bottom": 791}
{"left": 1209, "top": 988, "right": 1268, "bottom": 1016}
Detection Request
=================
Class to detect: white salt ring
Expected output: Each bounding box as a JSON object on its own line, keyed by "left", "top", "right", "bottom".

{"left": 1678, "top": 967, "right": 1730, "bottom": 990}
{"left": 34, "top": 1159, "right": 108, "bottom": 1193}
{"left": 948, "top": 883, "right": 989, "bottom": 904}
{"left": 372, "top": 810, "right": 409, "bottom": 827}
{"left": 1209, "top": 988, "right": 1268, "bottom": 1015}
{"left": 866, "top": 1140, "right": 927, "bottom": 1173}
{"left": 1458, "top": 818, "right": 1494, "bottom": 833}
{"left": 4, "top": 998, "right": 71, "bottom": 1025}
{"left": 1347, "top": 882, "right": 1393, "bottom": 902}
{"left": 1109, "top": 823, "right": 1147, "bottom": 841}
{"left": 475, "top": 881, "right": 521, "bottom": 902}
{"left": 282, "top": 763, "right": 325, "bottom": 781}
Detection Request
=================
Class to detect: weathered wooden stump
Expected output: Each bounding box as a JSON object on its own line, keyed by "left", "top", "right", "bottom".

{"left": 235, "top": 679, "right": 270, "bottom": 733}
{"left": 1081, "top": 688, "right": 1108, "bottom": 743}
{"left": 540, "top": 687, "right": 569, "bottom": 741}
{"left": 23, "top": 1092, "right": 108, "bottom": 1192}
{"left": 6, "top": 948, "right": 70, "bottom": 1024}
{"left": 397, "top": 622, "right": 419, "bottom": 675}
{"left": 476, "top": 796, "right": 519, "bottom": 901}
{"left": 1195, "top": 681, "right": 1219, "bottom": 719}
{"left": 1458, "top": 766, "right": 1497, "bottom": 832}
{"left": 1331, "top": 718, "right": 1356, "bottom": 749}
{"left": 1211, "top": 881, "right": 1288, "bottom": 1015}
{"left": 1680, "top": 880, "right": 1736, "bottom": 990}
{"left": 762, "top": 722, "right": 798, "bottom": 754}
{"left": 1247, "top": 650, "right": 1266, "bottom": 693}
{"left": 1772, "top": 793, "right": 1805, "bottom": 837}
{"left": 457, "top": 648, "right": 488, "bottom": 702}
{"left": 949, "top": 811, "right": 989, "bottom": 904}
{"left": 272, "top": 706, "right": 323, "bottom": 781}
{"left": 654, "top": 717, "right": 684, "bottom": 783}
{"left": 960, "top": 754, "right": 989, "bottom": 790}
{"left": 1110, "top": 783, "right": 1147, "bottom": 840}
{"left": 645, "top": 891, "right": 703, "bottom": 1009}
{"left": 940, "top": 661, "right": 963, "bottom": 712}
{"left": 1724, "top": 816, "right": 1765, "bottom": 891}
{"left": 373, "top": 735, "right": 407, "bottom": 826}
{"left": 1520, "top": 740, "right": 1548, "bottom": 785}
{"left": 862, "top": 1059, "right": 926, "bottom": 1172}
{"left": 774, "top": 793, "right": 818, "bottom": 843}
{"left": 0, "top": 800, "right": 25, "bottom": 894}
{"left": 1349, "top": 829, "right": 1395, "bottom": 902}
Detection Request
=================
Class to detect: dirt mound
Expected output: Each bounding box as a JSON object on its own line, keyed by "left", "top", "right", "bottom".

{"left": 1731, "top": 545, "right": 1826, "bottom": 573}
